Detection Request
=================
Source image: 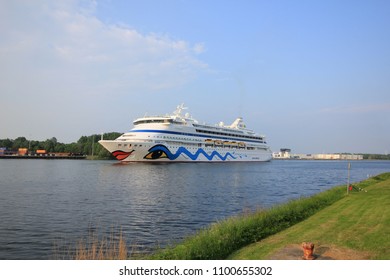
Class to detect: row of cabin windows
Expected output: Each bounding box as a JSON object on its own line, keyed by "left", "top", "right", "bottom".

{"left": 134, "top": 119, "right": 183, "bottom": 125}
{"left": 153, "top": 135, "right": 198, "bottom": 142}
{"left": 193, "top": 124, "right": 244, "bottom": 134}
{"left": 195, "top": 129, "right": 264, "bottom": 142}
{"left": 151, "top": 134, "right": 266, "bottom": 144}
{"left": 118, "top": 144, "right": 142, "bottom": 147}
{"left": 118, "top": 142, "right": 264, "bottom": 150}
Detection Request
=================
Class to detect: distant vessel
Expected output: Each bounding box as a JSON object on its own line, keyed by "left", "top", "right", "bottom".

{"left": 99, "top": 104, "right": 272, "bottom": 162}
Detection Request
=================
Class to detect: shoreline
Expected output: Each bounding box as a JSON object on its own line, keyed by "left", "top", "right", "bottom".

{"left": 0, "top": 155, "right": 86, "bottom": 160}
{"left": 229, "top": 172, "right": 390, "bottom": 260}
{"left": 149, "top": 172, "right": 390, "bottom": 260}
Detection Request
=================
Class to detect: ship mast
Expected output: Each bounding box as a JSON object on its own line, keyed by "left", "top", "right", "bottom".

{"left": 173, "top": 103, "right": 188, "bottom": 117}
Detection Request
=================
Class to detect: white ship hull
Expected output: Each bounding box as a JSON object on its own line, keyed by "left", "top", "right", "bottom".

{"left": 99, "top": 104, "right": 272, "bottom": 162}
{"left": 99, "top": 140, "right": 272, "bottom": 162}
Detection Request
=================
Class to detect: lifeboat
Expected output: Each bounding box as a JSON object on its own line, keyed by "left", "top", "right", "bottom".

{"left": 214, "top": 140, "right": 223, "bottom": 146}
{"left": 238, "top": 142, "right": 246, "bottom": 148}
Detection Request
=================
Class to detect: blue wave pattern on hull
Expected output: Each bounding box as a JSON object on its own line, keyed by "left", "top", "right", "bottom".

{"left": 144, "top": 145, "right": 237, "bottom": 161}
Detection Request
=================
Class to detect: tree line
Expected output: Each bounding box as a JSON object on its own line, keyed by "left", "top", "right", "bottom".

{"left": 2, "top": 135, "right": 389, "bottom": 160}
{"left": 362, "top": 154, "right": 390, "bottom": 160}
{"left": 0, "top": 132, "right": 121, "bottom": 159}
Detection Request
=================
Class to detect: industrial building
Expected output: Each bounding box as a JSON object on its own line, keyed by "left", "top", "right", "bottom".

{"left": 272, "top": 149, "right": 363, "bottom": 160}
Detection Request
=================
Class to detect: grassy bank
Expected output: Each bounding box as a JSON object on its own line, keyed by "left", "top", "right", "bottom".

{"left": 229, "top": 172, "right": 390, "bottom": 260}
{"left": 151, "top": 179, "right": 350, "bottom": 259}
{"left": 62, "top": 173, "right": 389, "bottom": 260}
{"left": 150, "top": 173, "right": 390, "bottom": 260}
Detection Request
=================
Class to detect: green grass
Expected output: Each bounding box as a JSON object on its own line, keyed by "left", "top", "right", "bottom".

{"left": 149, "top": 173, "right": 390, "bottom": 260}
{"left": 150, "top": 176, "right": 353, "bottom": 260}
{"left": 229, "top": 172, "right": 390, "bottom": 260}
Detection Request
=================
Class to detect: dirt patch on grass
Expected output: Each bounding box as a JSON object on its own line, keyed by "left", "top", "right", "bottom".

{"left": 268, "top": 244, "right": 372, "bottom": 260}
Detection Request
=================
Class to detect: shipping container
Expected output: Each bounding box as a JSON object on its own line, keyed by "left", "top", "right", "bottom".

{"left": 18, "top": 148, "right": 28, "bottom": 155}
{"left": 36, "top": 150, "right": 46, "bottom": 154}
{"left": 53, "top": 153, "right": 70, "bottom": 157}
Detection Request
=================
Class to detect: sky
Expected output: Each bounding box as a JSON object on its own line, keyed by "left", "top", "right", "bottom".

{"left": 1, "top": 0, "right": 390, "bottom": 154}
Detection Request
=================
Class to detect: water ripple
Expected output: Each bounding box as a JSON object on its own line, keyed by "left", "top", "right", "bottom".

{"left": 0, "top": 159, "right": 389, "bottom": 259}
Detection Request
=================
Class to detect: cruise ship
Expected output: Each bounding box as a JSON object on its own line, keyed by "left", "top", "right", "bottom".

{"left": 98, "top": 104, "right": 272, "bottom": 162}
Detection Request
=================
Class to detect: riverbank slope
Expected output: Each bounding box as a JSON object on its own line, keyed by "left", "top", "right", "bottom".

{"left": 150, "top": 172, "right": 390, "bottom": 260}
{"left": 229, "top": 172, "right": 390, "bottom": 260}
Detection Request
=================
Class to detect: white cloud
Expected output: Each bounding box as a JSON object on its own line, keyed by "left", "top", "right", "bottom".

{"left": 0, "top": 0, "right": 208, "bottom": 99}
{"left": 193, "top": 43, "right": 206, "bottom": 54}
{"left": 0, "top": 0, "right": 208, "bottom": 142}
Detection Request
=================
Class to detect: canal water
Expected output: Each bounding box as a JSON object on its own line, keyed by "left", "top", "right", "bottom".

{"left": 0, "top": 159, "right": 389, "bottom": 259}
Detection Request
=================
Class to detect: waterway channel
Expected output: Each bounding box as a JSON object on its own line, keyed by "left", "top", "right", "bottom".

{"left": 0, "top": 159, "right": 389, "bottom": 259}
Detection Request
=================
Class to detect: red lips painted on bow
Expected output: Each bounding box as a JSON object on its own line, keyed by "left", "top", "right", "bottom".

{"left": 112, "top": 150, "right": 134, "bottom": 160}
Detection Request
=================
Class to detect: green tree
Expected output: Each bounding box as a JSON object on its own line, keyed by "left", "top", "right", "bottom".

{"left": 1, "top": 132, "right": 121, "bottom": 158}
{"left": 0, "top": 138, "right": 13, "bottom": 149}
{"left": 54, "top": 143, "right": 65, "bottom": 153}
{"left": 12, "top": 137, "right": 29, "bottom": 150}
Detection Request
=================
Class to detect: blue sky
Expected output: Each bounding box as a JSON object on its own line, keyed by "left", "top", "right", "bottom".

{"left": 1, "top": 0, "right": 389, "bottom": 154}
